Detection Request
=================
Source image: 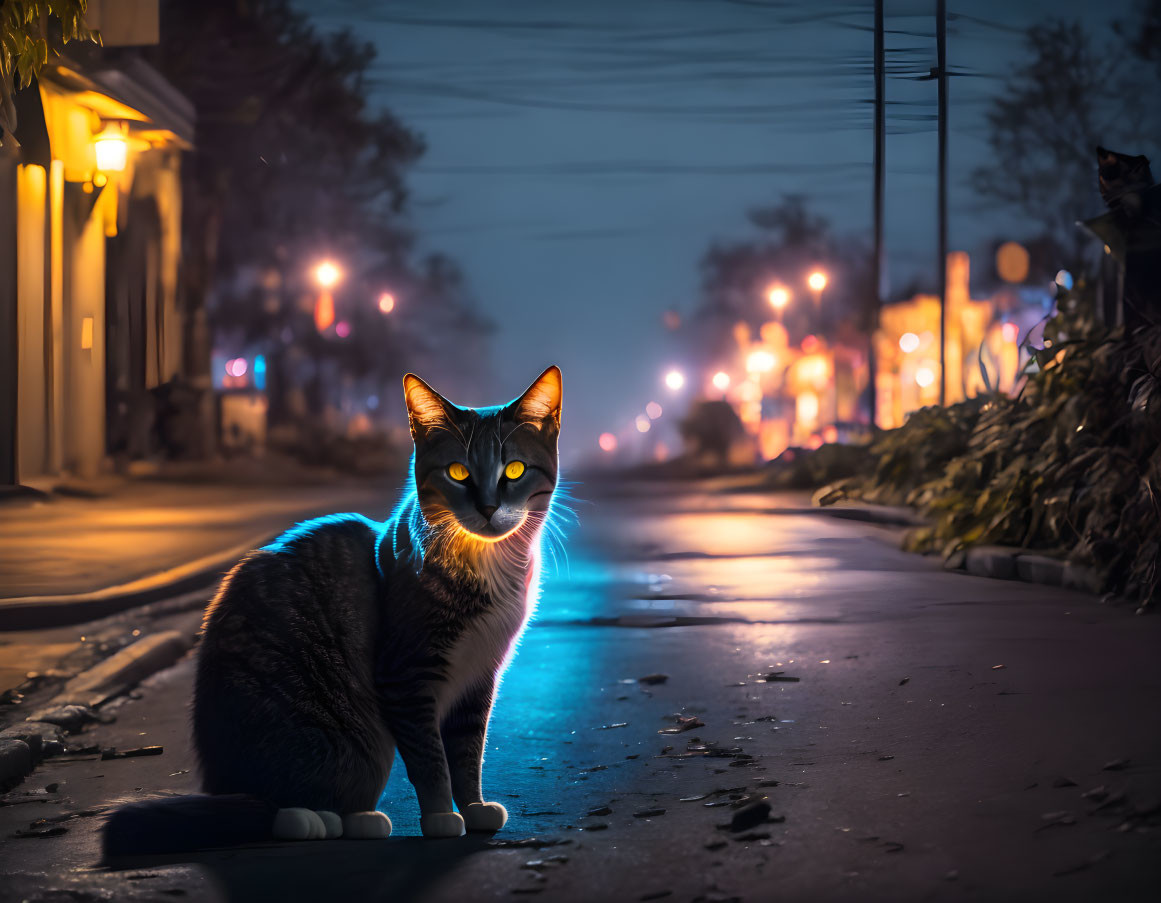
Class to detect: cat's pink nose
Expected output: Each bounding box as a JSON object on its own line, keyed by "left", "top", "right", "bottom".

{"left": 479, "top": 505, "right": 498, "bottom": 522}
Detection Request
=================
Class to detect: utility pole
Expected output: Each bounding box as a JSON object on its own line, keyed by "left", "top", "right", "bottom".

{"left": 870, "top": 0, "right": 885, "bottom": 428}
{"left": 936, "top": 0, "right": 948, "bottom": 406}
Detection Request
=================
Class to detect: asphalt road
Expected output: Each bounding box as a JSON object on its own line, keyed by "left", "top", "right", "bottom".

{"left": 1, "top": 480, "right": 1159, "bottom": 902}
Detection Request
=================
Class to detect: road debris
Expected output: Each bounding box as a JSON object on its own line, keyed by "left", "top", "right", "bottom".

{"left": 637, "top": 674, "right": 669, "bottom": 685}
{"left": 101, "top": 746, "right": 163, "bottom": 760}
{"left": 728, "top": 800, "right": 772, "bottom": 832}
{"left": 658, "top": 715, "right": 704, "bottom": 734}
{"left": 898, "top": 677, "right": 910, "bottom": 686}
{"left": 633, "top": 807, "right": 666, "bottom": 818}
{"left": 488, "top": 837, "right": 572, "bottom": 849}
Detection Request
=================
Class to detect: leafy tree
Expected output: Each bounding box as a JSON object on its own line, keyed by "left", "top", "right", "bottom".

{"left": 0, "top": 0, "right": 98, "bottom": 141}
{"left": 140, "top": 0, "right": 490, "bottom": 424}
{"left": 690, "top": 194, "right": 872, "bottom": 371}
{"left": 972, "top": 16, "right": 1161, "bottom": 263}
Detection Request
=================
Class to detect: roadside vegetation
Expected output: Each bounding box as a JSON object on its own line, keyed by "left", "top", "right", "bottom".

{"left": 789, "top": 288, "right": 1160, "bottom": 610}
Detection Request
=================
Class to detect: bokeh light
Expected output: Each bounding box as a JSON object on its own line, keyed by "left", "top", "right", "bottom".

{"left": 645, "top": 401, "right": 663, "bottom": 419}
{"left": 712, "top": 371, "right": 730, "bottom": 391}
{"left": 916, "top": 366, "right": 936, "bottom": 388}
{"left": 899, "top": 332, "right": 920, "bottom": 353}
{"left": 635, "top": 415, "right": 652, "bottom": 433}
{"left": 767, "top": 285, "right": 790, "bottom": 309}
{"left": 314, "top": 260, "right": 342, "bottom": 288}
{"left": 378, "top": 292, "right": 396, "bottom": 313}
{"left": 598, "top": 432, "right": 617, "bottom": 452}
{"left": 335, "top": 320, "right": 351, "bottom": 338}
{"left": 664, "top": 369, "right": 685, "bottom": 391}
{"left": 807, "top": 270, "right": 828, "bottom": 292}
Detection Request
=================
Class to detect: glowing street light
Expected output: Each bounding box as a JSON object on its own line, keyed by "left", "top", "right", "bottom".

{"left": 711, "top": 371, "right": 730, "bottom": 391}
{"left": 93, "top": 123, "right": 128, "bottom": 172}
{"left": 315, "top": 260, "right": 342, "bottom": 288}
{"left": 807, "top": 270, "right": 828, "bottom": 293}
{"left": 313, "top": 260, "right": 343, "bottom": 332}
{"left": 378, "top": 292, "right": 396, "bottom": 314}
{"left": 664, "top": 369, "right": 685, "bottom": 391}
{"left": 767, "top": 285, "right": 790, "bottom": 311}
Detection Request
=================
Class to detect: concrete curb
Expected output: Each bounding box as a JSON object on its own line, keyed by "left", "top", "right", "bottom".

{"left": 961, "top": 546, "right": 1100, "bottom": 593}
{"left": 0, "top": 631, "right": 192, "bottom": 790}
{"left": 0, "top": 738, "right": 33, "bottom": 790}
{"left": 0, "top": 531, "right": 276, "bottom": 631}
{"left": 49, "top": 630, "right": 190, "bottom": 709}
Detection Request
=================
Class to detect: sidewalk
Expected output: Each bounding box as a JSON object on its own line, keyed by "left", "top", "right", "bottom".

{"left": 0, "top": 463, "right": 400, "bottom": 629}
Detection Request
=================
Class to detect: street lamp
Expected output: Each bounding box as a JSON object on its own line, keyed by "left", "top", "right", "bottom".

{"left": 313, "top": 260, "right": 343, "bottom": 332}
{"left": 807, "top": 270, "right": 828, "bottom": 308}
{"left": 711, "top": 371, "right": 730, "bottom": 392}
{"left": 378, "top": 292, "right": 396, "bottom": 314}
{"left": 314, "top": 261, "right": 342, "bottom": 288}
{"left": 767, "top": 284, "right": 790, "bottom": 316}
{"left": 93, "top": 123, "right": 129, "bottom": 172}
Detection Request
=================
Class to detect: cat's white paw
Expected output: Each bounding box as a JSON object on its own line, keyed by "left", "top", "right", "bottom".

{"left": 463, "top": 801, "right": 508, "bottom": 833}
{"left": 273, "top": 807, "right": 326, "bottom": 841}
{"left": 315, "top": 810, "right": 343, "bottom": 839}
{"left": 420, "top": 811, "right": 465, "bottom": 838}
{"left": 342, "top": 811, "right": 392, "bottom": 839}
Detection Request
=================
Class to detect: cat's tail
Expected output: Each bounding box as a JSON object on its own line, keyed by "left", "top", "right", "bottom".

{"left": 102, "top": 792, "right": 277, "bottom": 858}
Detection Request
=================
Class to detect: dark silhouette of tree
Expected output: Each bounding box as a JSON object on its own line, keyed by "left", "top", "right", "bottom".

{"left": 139, "top": 0, "right": 490, "bottom": 424}
{"left": 972, "top": 15, "right": 1161, "bottom": 263}
{"left": 690, "top": 194, "right": 872, "bottom": 373}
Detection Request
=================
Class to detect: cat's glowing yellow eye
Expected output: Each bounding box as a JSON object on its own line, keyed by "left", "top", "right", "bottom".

{"left": 448, "top": 462, "right": 470, "bottom": 482}
{"left": 504, "top": 460, "right": 525, "bottom": 480}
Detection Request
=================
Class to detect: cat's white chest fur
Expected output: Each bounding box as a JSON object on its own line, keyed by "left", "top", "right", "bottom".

{"left": 438, "top": 551, "right": 537, "bottom": 714}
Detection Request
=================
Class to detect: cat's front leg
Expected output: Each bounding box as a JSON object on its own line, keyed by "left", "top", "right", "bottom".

{"left": 442, "top": 679, "right": 508, "bottom": 833}
{"left": 380, "top": 689, "right": 463, "bottom": 838}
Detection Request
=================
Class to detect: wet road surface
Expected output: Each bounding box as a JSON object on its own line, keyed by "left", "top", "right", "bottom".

{"left": 1, "top": 479, "right": 1159, "bottom": 901}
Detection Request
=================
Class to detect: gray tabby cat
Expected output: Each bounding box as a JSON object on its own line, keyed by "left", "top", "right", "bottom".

{"left": 102, "top": 367, "right": 562, "bottom": 853}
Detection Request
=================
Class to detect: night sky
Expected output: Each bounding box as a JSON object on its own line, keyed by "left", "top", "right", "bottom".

{"left": 293, "top": 0, "right": 1131, "bottom": 463}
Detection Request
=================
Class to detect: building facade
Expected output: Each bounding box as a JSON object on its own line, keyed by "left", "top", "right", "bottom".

{"left": 0, "top": 4, "right": 192, "bottom": 487}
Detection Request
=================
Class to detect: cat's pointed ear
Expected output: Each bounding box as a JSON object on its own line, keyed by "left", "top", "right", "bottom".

{"left": 512, "top": 366, "right": 562, "bottom": 431}
{"left": 403, "top": 373, "right": 453, "bottom": 439}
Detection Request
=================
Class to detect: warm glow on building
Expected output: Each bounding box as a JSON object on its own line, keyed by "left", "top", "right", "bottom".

{"left": 746, "top": 349, "right": 776, "bottom": 373}
{"left": 797, "top": 391, "right": 820, "bottom": 425}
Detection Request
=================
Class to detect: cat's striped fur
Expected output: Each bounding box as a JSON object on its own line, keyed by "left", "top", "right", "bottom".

{"left": 102, "top": 367, "right": 562, "bottom": 854}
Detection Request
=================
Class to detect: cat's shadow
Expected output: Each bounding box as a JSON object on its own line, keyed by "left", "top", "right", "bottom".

{"left": 103, "top": 834, "right": 495, "bottom": 902}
